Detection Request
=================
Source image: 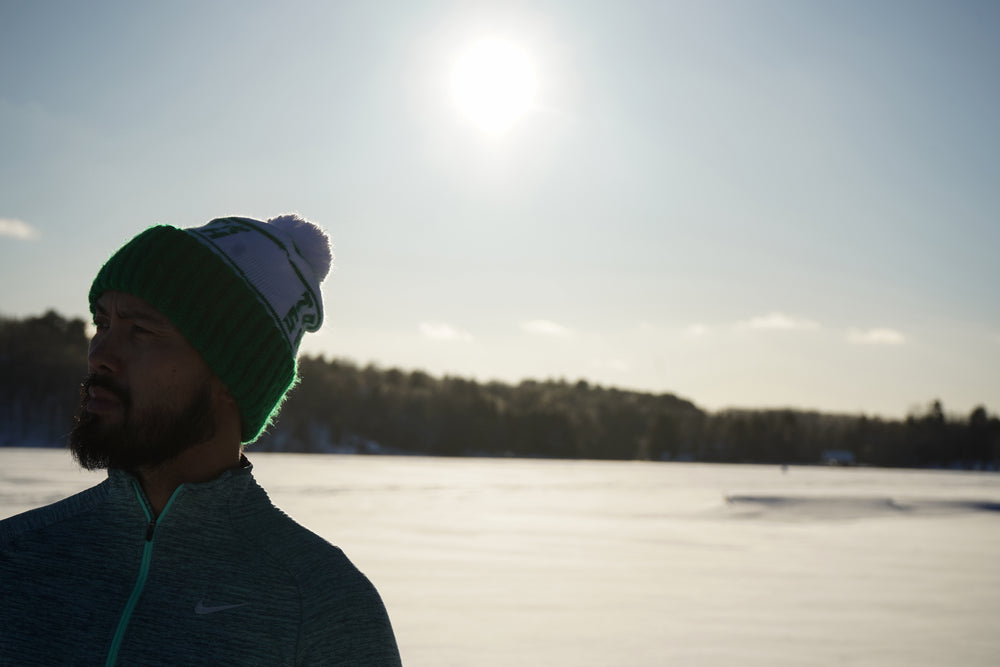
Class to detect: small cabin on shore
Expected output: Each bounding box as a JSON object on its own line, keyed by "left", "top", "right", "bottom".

{"left": 821, "top": 449, "right": 856, "bottom": 466}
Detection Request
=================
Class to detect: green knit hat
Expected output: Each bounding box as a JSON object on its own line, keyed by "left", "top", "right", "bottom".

{"left": 89, "top": 215, "right": 332, "bottom": 443}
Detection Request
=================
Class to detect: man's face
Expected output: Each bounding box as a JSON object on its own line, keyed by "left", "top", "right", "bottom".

{"left": 70, "top": 291, "right": 218, "bottom": 471}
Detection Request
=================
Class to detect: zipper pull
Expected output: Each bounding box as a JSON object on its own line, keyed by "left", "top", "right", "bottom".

{"left": 145, "top": 519, "right": 156, "bottom": 541}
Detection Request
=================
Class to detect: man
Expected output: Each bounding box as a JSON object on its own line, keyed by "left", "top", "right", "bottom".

{"left": 0, "top": 215, "right": 402, "bottom": 666}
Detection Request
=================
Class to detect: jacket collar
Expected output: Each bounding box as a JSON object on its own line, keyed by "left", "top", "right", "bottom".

{"left": 105, "top": 455, "right": 266, "bottom": 523}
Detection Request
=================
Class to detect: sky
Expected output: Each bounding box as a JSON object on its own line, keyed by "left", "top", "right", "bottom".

{"left": 1, "top": 0, "right": 998, "bottom": 419}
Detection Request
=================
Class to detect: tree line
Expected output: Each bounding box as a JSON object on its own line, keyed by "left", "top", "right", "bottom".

{"left": 2, "top": 310, "right": 998, "bottom": 469}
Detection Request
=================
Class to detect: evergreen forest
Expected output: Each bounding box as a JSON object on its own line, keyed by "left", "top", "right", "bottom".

{"left": 2, "top": 310, "right": 998, "bottom": 469}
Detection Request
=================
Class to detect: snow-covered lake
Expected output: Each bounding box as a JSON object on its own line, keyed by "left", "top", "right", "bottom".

{"left": 3, "top": 448, "right": 1000, "bottom": 666}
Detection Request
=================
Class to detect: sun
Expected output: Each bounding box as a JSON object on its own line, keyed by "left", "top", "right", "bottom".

{"left": 452, "top": 39, "right": 537, "bottom": 134}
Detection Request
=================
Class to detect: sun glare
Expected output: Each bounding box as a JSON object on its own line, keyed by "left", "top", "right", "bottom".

{"left": 452, "top": 39, "right": 537, "bottom": 134}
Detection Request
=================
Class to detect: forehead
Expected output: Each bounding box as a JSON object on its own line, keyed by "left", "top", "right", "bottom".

{"left": 93, "top": 291, "right": 174, "bottom": 327}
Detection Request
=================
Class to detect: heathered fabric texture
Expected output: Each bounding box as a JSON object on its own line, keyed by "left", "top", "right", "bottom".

{"left": 0, "top": 462, "right": 401, "bottom": 666}
{"left": 88, "top": 225, "right": 297, "bottom": 442}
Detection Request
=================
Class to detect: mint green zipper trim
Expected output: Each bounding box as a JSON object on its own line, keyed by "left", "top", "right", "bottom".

{"left": 104, "top": 481, "right": 181, "bottom": 667}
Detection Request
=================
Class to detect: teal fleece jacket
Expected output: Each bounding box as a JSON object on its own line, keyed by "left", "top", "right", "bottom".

{"left": 0, "top": 460, "right": 402, "bottom": 666}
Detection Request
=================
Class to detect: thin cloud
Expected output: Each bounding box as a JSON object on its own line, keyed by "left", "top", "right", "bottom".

{"left": 591, "top": 358, "right": 630, "bottom": 372}
{"left": 419, "top": 322, "right": 474, "bottom": 342}
{"left": 736, "top": 312, "right": 820, "bottom": 331}
{"left": 847, "top": 327, "right": 906, "bottom": 345}
{"left": 0, "top": 218, "right": 40, "bottom": 240}
{"left": 520, "top": 319, "right": 574, "bottom": 337}
{"left": 682, "top": 323, "right": 712, "bottom": 338}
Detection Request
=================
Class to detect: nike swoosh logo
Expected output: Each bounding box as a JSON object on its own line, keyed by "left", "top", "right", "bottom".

{"left": 195, "top": 600, "right": 249, "bottom": 615}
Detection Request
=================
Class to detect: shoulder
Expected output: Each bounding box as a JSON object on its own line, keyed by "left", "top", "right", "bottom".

{"left": 238, "top": 502, "right": 377, "bottom": 601}
{"left": 231, "top": 493, "right": 401, "bottom": 665}
{"left": 0, "top": 480, "right": 110, "bottom": 549}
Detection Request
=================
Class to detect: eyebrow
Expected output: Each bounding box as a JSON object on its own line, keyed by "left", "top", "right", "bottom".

{"left": 94, "top": 301, "right": 172, "bottom": 328}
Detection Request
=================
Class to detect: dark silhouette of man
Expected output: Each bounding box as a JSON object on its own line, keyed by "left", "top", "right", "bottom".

{"left": 0, "top": 214, "right": 401, "bottom": 665}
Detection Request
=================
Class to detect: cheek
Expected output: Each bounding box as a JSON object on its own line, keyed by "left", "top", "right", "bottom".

{"left": 128, "top": 360, "right": 183, "bottom": 404}
{"left": 134, "top": 345, "right": 214, "bottom": 401}
{"left": 163, "top": 359, "right": 215, "bottom": 397}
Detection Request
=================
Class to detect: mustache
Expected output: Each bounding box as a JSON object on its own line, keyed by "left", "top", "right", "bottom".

{"left": 82, "top": 374, "right": 131, "bottom": 407}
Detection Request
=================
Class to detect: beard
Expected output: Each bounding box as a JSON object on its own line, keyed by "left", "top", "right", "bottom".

{"left": 69, "top": 374, "right": 216, "bottom": 472}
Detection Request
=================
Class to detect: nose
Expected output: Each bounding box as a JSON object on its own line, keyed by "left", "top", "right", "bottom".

{"left": 88, "top": 326, "right": 122, "bottom": 375}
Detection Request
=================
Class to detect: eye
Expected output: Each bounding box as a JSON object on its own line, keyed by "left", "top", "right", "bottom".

{"left": 93, "top": 317, "right": 109, "bottom": 332}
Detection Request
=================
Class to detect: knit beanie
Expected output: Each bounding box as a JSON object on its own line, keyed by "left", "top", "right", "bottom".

{"left": 89, "top": 214, "right": 333, "bottom": 443}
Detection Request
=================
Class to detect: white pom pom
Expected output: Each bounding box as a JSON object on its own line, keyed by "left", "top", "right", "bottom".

{"left": 267, "top": 214, "right": 333, "bottom": 281}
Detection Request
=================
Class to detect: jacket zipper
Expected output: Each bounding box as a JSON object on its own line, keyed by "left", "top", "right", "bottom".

{"left": 104, "top": 481, "right": 178, "bottom": 667}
